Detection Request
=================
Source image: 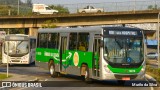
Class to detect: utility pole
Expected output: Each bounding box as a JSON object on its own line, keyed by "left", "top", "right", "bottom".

{"left": 158, "top": 12, "right": 160, "bottom": 68}
{"left": 18, "top": 0, "right": 19, "bottom": 15}
{"left": 7, "top": 29, "right": 9, "bottom": 77}
{"left": 134, "top": 0, "right": 136, "bottom": 12}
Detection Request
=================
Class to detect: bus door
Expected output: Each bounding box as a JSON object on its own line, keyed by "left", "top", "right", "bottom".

{"left": 93, "top": 36, "right": 101, "bottom": 77}
{"left": 60, "top": 36, "right": 67, "bottom": 72}
{"left": 30, "top": 38, "right": 36, "bottom": 63}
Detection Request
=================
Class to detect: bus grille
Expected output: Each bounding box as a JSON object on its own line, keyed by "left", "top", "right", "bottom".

{"left": 10, "top": 57, "right": 21, "bottom": 62}
{"left": 114, "top": 74, "right": 137, "bottom": 80}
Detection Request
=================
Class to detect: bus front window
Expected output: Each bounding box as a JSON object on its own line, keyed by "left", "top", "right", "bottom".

{"left": 104, "top": 37, "right": 143, "bottom": 64}
{"left": 4, "top": 41, "right": 29, "bottom": 55}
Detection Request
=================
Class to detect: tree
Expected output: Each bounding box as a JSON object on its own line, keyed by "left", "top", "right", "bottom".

{"left": 0, "top": 0, "right": 32, "bottom": 16}
{"left": 26, "top": 0, "right": 32, "bottom": 7}
{"left": 41, "top": 20, "right": 57, "bottom": 28}
{"left": 0, "top": 5, "right": 17, "bottom": 16}
{"left": 0, "top": 0, "right": 23, "bottom": 5}
{"left": 148, "top": 4, "right": 158, "bottom": 10}
{"left": 1, "top": 28, "right": 25, "bottom": 35}
{"left": 49, "top": 5, "right": 70, "bottom": 14}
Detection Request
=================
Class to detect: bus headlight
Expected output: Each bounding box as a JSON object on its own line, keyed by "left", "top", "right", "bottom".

{"left": 141, "top": 66, "right": 145, "bottom": 73}
{"left": 3, "top": 54, "right": 7, "bottom": 59}
{"left": 22, "top": 56, "right": 27, "bottom": 60}
{"left": 22, "top": 55, "right": 29, "bottom": 61}
{"left": 104, "top": 65, "right": 112, "bottom": 73}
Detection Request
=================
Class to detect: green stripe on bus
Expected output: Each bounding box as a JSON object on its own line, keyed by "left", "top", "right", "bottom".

{"left": 108, "top": 65, "right": 142, "bottom": 74}
{"left": 36, "top": 48, "right": 93, "bottom": 68}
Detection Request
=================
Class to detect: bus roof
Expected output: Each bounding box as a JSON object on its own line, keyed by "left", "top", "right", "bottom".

{"left": 103, "top": 27, "right": 142, "bottom": 31}
{"left": 6, "top": 34, "right": 29, "bottom": 37}
{"left": 5, "top": 34, "right": 36, "bottom": 40}
{"left": 38, "top": 26, "right": 102, "bottom": 33}
{"left": 5, "top": 34, "right": 36, "bottom": 38}
{"left": 38, "top": 26, "right": 143, "bottom": 33}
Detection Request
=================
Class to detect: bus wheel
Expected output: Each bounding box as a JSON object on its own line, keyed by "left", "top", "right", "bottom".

{"left": 49, "top": 60, "right": 58, "bottom": 78}
{"left": 9, "top": 64, "right": 12, "bottom": 67}
{"left": 84, "top": 66, "right": 92, "bottom": 83}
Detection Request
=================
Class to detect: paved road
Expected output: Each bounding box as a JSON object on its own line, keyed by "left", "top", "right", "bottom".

{"left": 147, "top": 60, "right": 159, "bottom": 68}
{"left": 0, "top": 64, "right": 157, "bottom": 90}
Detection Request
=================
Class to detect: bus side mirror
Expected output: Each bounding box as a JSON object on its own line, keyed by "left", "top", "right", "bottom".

{"left": 100, "top": 40, "right": 103, "bottom": 47}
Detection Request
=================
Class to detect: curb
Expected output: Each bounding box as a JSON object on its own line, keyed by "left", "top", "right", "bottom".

{"left": 145, "top": 74, "right": 156, "bottom": 81}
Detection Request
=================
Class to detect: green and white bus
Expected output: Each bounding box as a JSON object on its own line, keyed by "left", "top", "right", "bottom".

{"left": 36, "top": 26, "right": 146, "bottom": 82}
{"left": 2, "top": 34, "right": 36, "bottom": 65}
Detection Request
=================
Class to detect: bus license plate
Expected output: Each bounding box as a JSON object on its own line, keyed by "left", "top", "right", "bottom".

{"left": 122, "top": 77, "right": 130, "bottom": 80}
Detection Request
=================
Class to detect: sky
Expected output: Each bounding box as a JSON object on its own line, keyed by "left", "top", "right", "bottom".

{"left": 29, "top": 0, "right": 141, "bottom": 5}
{"left": 20, "top": 0, "right": 156, "bottom": 13}
{"left": 20, "top": 0, "right": 155, "bottom": 5}
{"left": 31, "top": 0, "right": 120, "bottom": 4}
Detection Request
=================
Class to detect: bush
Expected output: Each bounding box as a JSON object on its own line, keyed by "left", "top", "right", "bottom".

{"left": 146, "top": 65, "right": 160, "bottom": 83}
{"left": 0, "top": 74, "right": 12, "bottom": 80}
{"left": 158, "top": 69, "right": 160, "bottom": 75}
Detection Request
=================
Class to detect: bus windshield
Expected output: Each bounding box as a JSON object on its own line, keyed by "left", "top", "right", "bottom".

{"left": 104, "top": 37, "right": 143, "bottom": 64}
{"left": 4, "top": 41, "right": 29, "bottom": 55}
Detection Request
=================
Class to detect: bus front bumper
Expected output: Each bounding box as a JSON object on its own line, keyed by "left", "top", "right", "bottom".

{"left": 102, "top": 72, "right": 145, "bottom": 80}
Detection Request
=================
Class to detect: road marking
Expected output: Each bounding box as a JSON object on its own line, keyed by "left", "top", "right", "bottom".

{"left": 0, "top": 87, "right": 5, "bottom": 89}
{"left": 151, "top": 87, "right": 154, "bottom": 90}
{"left": 145, "top": 78, "right": 154, "bottom": 90}
{"left": 17, "top": 87, "right": 27, "bottom": 90}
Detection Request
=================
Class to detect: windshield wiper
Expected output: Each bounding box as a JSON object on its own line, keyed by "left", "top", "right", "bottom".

{"left": 115, "top": 39, "right": 123, "bottom": 49}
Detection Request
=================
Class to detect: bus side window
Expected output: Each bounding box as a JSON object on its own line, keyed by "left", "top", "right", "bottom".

{"left": 78, "top": 42, "right": 86, "bottom": 51}
{"left": 48, "top": 33, "right": 59, "bottom": 49}
{"left": 77, "top": 33, "right": 89, "bottom": 51}
{"left": 37, "top": 33, "right": 40, "bottom": 48}
{"left": 34, "top": 39, "right": 36, "bottom": 48}
{"left": 69, "top": 33, "right": 77, "bottom": 50}
{"left": 30, "top": 39, "right": 32, "bottom": 49}
{"left": 55, "top": 33, "right": 59, "bottom": 49}
{"left": 39, "top": 33, "right": 48, "bottom": 48}
{"left": 30, "top": 39, "right": 36, "bottom": 49}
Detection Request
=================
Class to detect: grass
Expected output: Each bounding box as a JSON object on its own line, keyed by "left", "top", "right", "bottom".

{"left": 146, "top": 65, "right": 160, "bottom": 83}
{"left": 0, "top": 73, "right": 12, "bottom": 80}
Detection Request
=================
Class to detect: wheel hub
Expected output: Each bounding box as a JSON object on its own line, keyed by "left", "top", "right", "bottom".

{"left": 85, "top": 71, "right": 88, "bottom": 78}
{"left": 50, "top": 65, "right": 54, "bottom": 75}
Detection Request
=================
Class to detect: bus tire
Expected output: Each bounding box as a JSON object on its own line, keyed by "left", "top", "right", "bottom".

{"left": 49, "top": 60, "right": 58, "bottom": 78}
{"left": 84, "top": 65, "right": 92, "bottom": 83}
{"left": 9, "top": 64, "right": 12, "bottom": 67}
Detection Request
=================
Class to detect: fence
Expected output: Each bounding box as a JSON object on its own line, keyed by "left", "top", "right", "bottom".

{"left": 0, "top": 0, "right": 160, "bottom": 15}
{"left": 61, "top": 0, "right": 160, "bottom": 13}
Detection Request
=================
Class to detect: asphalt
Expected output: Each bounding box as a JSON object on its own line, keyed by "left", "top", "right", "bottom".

{"left": 0, "top": 71, "right": 157, "bottom": 82}
{"left": 0, "top": 66, "right": 159, "bottom": 90}
{"left": 0, "top": 60, "right": 158, "bottom": 82}
{"left": 0, "top": 60, "right": 159, "bottom": 90}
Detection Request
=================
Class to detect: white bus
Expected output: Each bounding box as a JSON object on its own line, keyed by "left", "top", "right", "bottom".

{"left": 2, "top": 34, "right": 36, "bottom": 65}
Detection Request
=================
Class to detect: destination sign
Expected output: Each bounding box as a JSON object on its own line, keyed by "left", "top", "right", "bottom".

{"left": 109, "top": 30, "right": 137, "bottom": 36}
{"left": 5, "top": 36, "right": 28, "bottom": 41}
